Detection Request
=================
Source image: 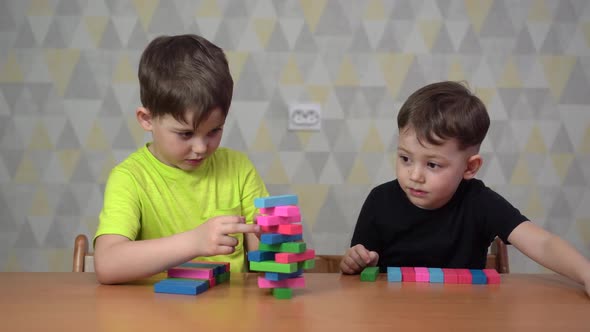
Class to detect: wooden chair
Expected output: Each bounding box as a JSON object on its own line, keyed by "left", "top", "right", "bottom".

{"left": 307, "top": 237, "right": 510, "bottom": 274}
{"left": 72, "top": 234, "right": 94, "bottom": 272}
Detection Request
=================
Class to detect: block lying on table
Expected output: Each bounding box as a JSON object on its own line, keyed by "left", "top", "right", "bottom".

{"left": 154, "top": 279, "right": 209, "bottom": 295}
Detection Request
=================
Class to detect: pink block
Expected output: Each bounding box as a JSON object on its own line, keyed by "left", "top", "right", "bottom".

{"left": 259, "top": 207, "right": 274, "bottom": 214}
{"left": 278, "top": 224, "right": 302, "bottom": 235}
{"left": 401, "top": 267, "right": 416, "bottom": 282}
{"left": 442, "top": 268, "right": 458, "bottom": 284}
{"left": 279, "top": 214, "right": 301, "bottom": 224}
{"left": 256, "top": 215, "right": 282, "bottom": 226}
{"left": 260, "top": 225, "right": 278, "bottom": 233}
{"left": 456, "top": 269, "right": 472, "bottom": 284}
{"left": 414, "top": 267, "right": 429, "bottom": 282}
{"left": 274, "top": 205, "right": 300, "bottom": 217}
{"left": 258, "top": 276, "right": 305, "bottom": 289}
{"left": 483, "top": 269, "right": 501, "bottom": 284}
{"left": 275, "top": 249, "right": 316, "bottom": 263}
{"left": 168, "top": 267, "right": 213, "bottom": 279}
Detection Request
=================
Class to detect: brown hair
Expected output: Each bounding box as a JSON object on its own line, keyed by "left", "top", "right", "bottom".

{"left": 397, "top": 81, "right": 490, "bottom": 150}
{"left": 138, "top": 34, "right": 233, "bottom": 128}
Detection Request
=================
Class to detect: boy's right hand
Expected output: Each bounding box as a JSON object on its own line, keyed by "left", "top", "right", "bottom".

{"left": 340, "top": 244, "right": 379, "bottom": 275}
{"left": 191, "top": 215, "right": 260, "bottom": 257}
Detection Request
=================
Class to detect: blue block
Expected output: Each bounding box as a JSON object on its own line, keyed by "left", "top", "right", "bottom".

{"left": 387, "top": 267, "right": 402, "bottom": 282}
{"left": 247, "top": 250, "right": 276, "bottom": 262}
{"left": 179, "top": 262, "right": 226, "bottom": 275}
{"left": 428, "top": 268, "right": 444, "bottom": 283}
{"left": 265, "top": 270, "right": 303, "bottom": 281}
{"left": 154, "top": 279, "right": 209, "bottom": 295}
{"left": 254, "top": 195, "right": 298, "bottom": 208}
{"left": 260, "top": 233, "right": 303, "bottom": 245}
{"left": 469, "top": 269, "right": 487, "bottom": 284}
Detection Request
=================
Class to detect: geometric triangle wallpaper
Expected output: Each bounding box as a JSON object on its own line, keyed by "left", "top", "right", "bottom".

{"left": 0, "top": 0, "right": 589, "bottom": 272}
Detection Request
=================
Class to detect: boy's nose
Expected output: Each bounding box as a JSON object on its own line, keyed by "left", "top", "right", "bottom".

{"left": 191, "top": 138, "right": 207, "bottom": 154}
{"left": 409, "top": 166, "right": 424, "bottom": 182}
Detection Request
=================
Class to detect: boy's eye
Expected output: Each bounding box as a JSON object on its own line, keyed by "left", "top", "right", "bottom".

{"left": 177, "top": 132, "right": 193, "bottom": 139}
{"left": 427, "top": 162, "right": 439, "bottom": 169}
{"left": 399, "top": 155, "right": 409, "bottom": 163}
{"left": 208, "top": 128, "right": 223, "bottom": 136}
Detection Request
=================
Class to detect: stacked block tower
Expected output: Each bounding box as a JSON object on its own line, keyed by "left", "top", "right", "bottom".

{"left": 153, "top": 261, "right": 231, "bottom": 295}
{"left": 248, "top": 194, "right": 316, "bottom": 299}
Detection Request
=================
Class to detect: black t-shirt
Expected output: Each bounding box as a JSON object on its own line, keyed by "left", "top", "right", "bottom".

{"left": 351, "top": 179, "right": 528, "bottom": 271}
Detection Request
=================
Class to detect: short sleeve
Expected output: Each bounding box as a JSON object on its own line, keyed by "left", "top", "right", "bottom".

{"left": 94, "top": 168, "right": 141, "bottom": 245}
{"left": 477, "top": 187, "right": 528, "bottom": 244}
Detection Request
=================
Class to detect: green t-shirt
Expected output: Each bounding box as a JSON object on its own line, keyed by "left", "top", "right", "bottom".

{"left": 95, "top": 144, "right": 268, "bottom": 272}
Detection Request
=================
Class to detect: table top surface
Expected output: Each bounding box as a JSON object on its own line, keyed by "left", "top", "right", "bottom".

{"left": 0, "top": 272, "right": 588, "bottom": 332}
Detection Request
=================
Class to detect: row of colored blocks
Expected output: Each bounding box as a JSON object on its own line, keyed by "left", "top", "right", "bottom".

{"left": 361, "top": 267, "right": 501, "bottom": 284}
{"left": 250, "top": 195, "right": 315, "bottom": 299}
{"left": 154, "top": 261, "right": 231, "bottom": 296}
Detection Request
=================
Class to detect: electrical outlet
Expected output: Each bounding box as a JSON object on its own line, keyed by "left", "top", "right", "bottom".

{"left": 288, "top": 103, "right": 321, "bottom": 131}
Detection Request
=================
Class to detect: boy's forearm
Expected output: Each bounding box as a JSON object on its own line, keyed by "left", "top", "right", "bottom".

{"left": 540, "top": 235, "right": 590, "bottom": 285}
{"left": 95, "top": 232, "right": 199, "bottom": 284}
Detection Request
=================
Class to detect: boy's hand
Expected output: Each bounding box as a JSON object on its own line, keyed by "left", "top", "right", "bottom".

{"left": 253, "top": 214, "right": 262, "bottom": 240}
{"left": 191, "top": 215, "right": 260, "bottom": 257}
{"left": 340, "top": 244, "right": 379, "bottom": 275}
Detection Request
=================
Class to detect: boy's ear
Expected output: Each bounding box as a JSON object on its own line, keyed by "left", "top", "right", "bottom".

{"left": 463, "top": 154, "right": 483, "bottom": 180}
{"left": 136, "top": 107, "right": 153, "bottom": 131}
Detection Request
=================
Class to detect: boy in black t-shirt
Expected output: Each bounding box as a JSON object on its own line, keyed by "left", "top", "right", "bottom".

{"left": 341, "top": 81, "right": 590, "bottom": 297}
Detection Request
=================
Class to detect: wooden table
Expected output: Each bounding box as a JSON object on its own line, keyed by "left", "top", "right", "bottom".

{"left": 0, "top": 273, "right": 588, "bottom": 331}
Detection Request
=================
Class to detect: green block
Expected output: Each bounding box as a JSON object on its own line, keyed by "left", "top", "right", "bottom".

{"left": 272, "top": 288, "right": 293, "bottom": 299}
{"left": 258, "top": 242, "right": 306, "bottom": 253}
{"left": 360, "top": 266, "right": 379, "bottom": 282}
{"left": 249, "top": 260, "right": 298, "bottom": 273}
{"left": 299, "top": 258, "right": 315, "bottom": 270}
{"left": 215, "top": 272, "right": 230, "bottom": 284}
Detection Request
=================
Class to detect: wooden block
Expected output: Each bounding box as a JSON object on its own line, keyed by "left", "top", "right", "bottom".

{"left": 249, "top": 260, "right": 298, "bottom": 273}
{"left": 260, "top": 233, "right": 303, "bottom": 245}
{"left": 361, "top": 266, "right": 379, "bottom": 282}
{"left": 259, "top": 207, "right": 275, "bottom": 215}
{"left": 275, "top": 249, "right": 316, "bottom": 263}
{"left": 428, "top": 268, "right": 444, "bottom": 283}
{"left": 168, "top": 267, "right": 213, "bottom": 279}
{"left": 179, "top": 262, "right": 226, "bottom": 275}
{"left": 247, "top": 250, "right": 276, "bottom": 262}
{"left": 258, "top": 276, "right": 305, "bottom": 288}
{"left": 258, "top": 242, "right": 306, "bottom": 253}
{"left": 469, "top": 269, "right": 487, "bottom": 284}
{"left": 277, "top": 224, "right": 303, "bottom": 235}
{"left": 215, "top": 271, "right": 231, "bottom": 284}
{"left": 299, "top": 259, "right": 315, "bottom": 270}
{"left": 272, "top": 288, "right": 293, "bottom": 299}
{"left": 401, "top": 267, "right": 416, "bottom": 282}
{"left": 442, "top": 268, "right": 458, "bottom": 284}
{"left": 257, "top": 215, "right": 282, "bottom": 226}
{"left": 273, "top": 205, "right": 300, "bottom": 217}
{"left": 456, "top": 269, "right": 472, "bottom": 284}
{"left": 260, "top": 225, "right": 278, "bottom": 233}
{"left": 483, "top": 269, "right": 501, "bottom": 284}
{"left": 265, "top": 270, "right": 303, "bottom": 281}
{"left": 387, "top": 267, "right": 401, "bottom": 282}
{"left": 414, "top": 267, "right": 429, "bottom": 283}
{"left": 254, "top": 195, "right": 298, "bottom": 208}
{"left": 154, "top": 279, "right": 208, "bottom": 295}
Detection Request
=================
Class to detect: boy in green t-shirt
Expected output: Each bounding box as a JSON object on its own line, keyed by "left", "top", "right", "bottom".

{"left": 94, "top": 34, "right": 268, "bottom": 284}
